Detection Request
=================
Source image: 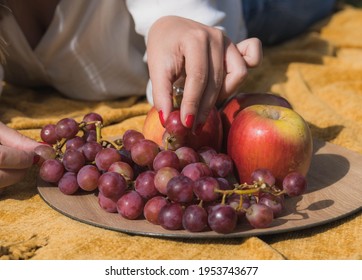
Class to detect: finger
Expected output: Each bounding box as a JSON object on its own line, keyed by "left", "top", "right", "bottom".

{"left": 0, "top": 122, "right": 39, "bottom": 152}
{"left": 147, "top": 61, "right": 174, "bottom": 125}
{"left": 236, "top": 37, "right": 263, "bottom": 68}
{"left": 0, "top": 168, "right": 28, "bottom": 188}
{"left": 0, "top": 145, "right": 34, "bottom": 169}
{"left": 180, "top": 33, "right": 209, "bottom": 129}
{"left": 218, "top": 40, "right": 248, "bottom": 104}
{"left": 194, "top": 29, "right": 224, "bottom": 128}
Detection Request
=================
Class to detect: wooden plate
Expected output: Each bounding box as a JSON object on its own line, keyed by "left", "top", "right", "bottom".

{"left": 37, "top": 139, "right": 362, "bottom": 239}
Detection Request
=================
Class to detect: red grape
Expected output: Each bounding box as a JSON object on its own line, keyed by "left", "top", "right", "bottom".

{"left": 245, "top": 204, "right": 274, "bottom": 228}
{"left": 122, "top": 129, "right": 145, "bottom": 151}
{"left": 175, "top": 146, "right": 199, "bottom": 169}
{"left": 130, "top": 139, "right": 159, "bottom": 167}
{"left": 82, "top": 141, "right": 103, "bottom": 162}
{"left": 282, "top": 172, "right": 307, "bottom": 196}
{"left": 259, "top": 193, "right": 285, "bottom": 217}
{"left": 166, "top": 175, "right": 195, "bottom": 203}
{"left": 40, "top": 124, "right": 59, "bottom": 144}
{"left": 82, "top": 112, "right": 103, "bottom": 131}
{"left": 158, "top": 203, "right": 184, "bottom": 230}
{"left": 98, "top": 192, "right": 118, "bottom": 213}
{"left": 65, "top": 136, "right": 85, "bottom": 151}
{"left": 162, "top": 130, "right": 186, "bottom": 151}
{"left": 55, "top": 118, "right": 79, "bottom": 140}
{"left": 181, "top": 162, "right": 212, "bottom": 181}
{"left": 182, "top": 204, "right": 208, "bottom": 232}
{"left": 77, "top": 165, "right": 100, "bottom": 191}
{"left": 153, "top": 150, "right": 180, "bottom": 171}
{"left": 39, "top": 159, "right": 64, "bottom": 183}
{"left": 193, "top": 176, "right": 220, "bottom": 202}
{"left": 154, "top": 166, "right": 180, "bottom": 195}
{"left": 95, "top": 147, "right": 122, "bottom": 171}
{"left": 83, "top": 130, "right": 97, "bottom": 142}
{"left": 164, "top": 110, "right": 189, "bottom": 138}
{"left": 117, "top": 191, "right": 144, "bottom": 220}
{"left": 216, "top": 177, "right": 234, "bottom": 190}
{"left": 207, "top": 204, "right": 237, "bottom": 234}
{"left": 108, "top": 161, "right": 134, "bottom": 181}
{"left": 143, "top": 196, "right": 169, "bottom": 225}
{"left": 34, "top": 144, "right": 56, "bottom": 165}
{"left": 58, "top": 172, "right": 79, "bottom": 195}
{"left": 98, "top": 171, "right": 127, "bottom": 201}
{"left": 209, "top": 153, "right": 234, "bottom": 178}
{"left": 62, "top": 148, "right": 86, "bottom": 173}
{"left": 134, "top": 170, "right": 159, "bottom": 200}
{"left": 251, "top": 168, "right": 276, "bottom": 187}
{"left": 198, "top": 146, "right": 217, "bottom": 165}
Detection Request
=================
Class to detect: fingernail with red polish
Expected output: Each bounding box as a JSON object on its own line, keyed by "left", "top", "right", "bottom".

{"left": 33, "top": 154, "right": 40, "bottom": 165}
{"left": 38, "top": 141, "right": 51, "bottom": 146}
{"left": 158, "top": 110, "right": 166, "bottom": 127}
{"left": 185, "top": 114, "right": 195, "bottom": 129}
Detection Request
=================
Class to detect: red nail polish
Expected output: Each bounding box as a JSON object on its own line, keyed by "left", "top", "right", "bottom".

{"left": 185, "top": 114, "right": 195, "bottom": 129}
{"left": 158, "top": 110, "right": 166, "bottom": 127}
{"left": 38, "top": 141, "right": 51, "bottom": 146}
{"left": 33, "top": 154, "right": 40, "bottom": 165}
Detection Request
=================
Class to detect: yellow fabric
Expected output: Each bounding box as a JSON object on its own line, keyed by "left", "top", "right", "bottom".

{"left": 1, "top": 5, "right": 361, "bottom": 260}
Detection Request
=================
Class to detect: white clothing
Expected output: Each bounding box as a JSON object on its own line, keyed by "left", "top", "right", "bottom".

{"left": 0, "top": 0, "right": 246, "bottom": 100}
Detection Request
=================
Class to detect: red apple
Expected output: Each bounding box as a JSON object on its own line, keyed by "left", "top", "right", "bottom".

{"left": 220, "top": 92, "right": 293, "bottom": 147}
{"left": 227, "top": 104, "right": 313, "bottom": 187}
{"left": 143, "top": 107, "right": 223, "bottom": 152}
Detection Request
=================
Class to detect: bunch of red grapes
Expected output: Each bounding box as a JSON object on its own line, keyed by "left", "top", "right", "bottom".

{"left": 36, "top": 112, "right": 307, "bottom": 234}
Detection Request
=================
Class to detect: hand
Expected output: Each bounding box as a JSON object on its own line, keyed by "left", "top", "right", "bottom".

{"left": 147, "top": 16, "right": 262, "bottom": 131}
{"left": 0, "top": 122, "right": 40, "bottom": 189}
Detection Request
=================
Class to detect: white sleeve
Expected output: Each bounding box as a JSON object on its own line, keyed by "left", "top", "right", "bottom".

{"left": 125, "top": 0, "right": 226, "bottom": 42}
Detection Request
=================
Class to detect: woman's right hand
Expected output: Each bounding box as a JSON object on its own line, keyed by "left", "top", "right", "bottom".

{"left": 147, "top": 16, "right": 262, "bottom": 132}
{"left": 0, "top": 122, "right": 40, "bottom": 189}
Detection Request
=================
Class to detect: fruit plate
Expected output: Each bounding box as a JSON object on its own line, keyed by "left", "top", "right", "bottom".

{"left": 37, "top": 139, "right": 362, "bottom": 239}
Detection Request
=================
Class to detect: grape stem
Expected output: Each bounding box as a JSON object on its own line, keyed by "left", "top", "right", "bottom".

{"left": 164, "top": 135, "right": 175, "bottom": 151}
{"left": 54, "top": 138, "right": 67, "bottom": 157}
{"left": 95, "top": 121, "right": 102, "bottom": 143}
{"left": 215, "top": 181, "right": 284, "bottom": 211}
{"left": 93, "top": 121, "right": 123, "bottom": 150}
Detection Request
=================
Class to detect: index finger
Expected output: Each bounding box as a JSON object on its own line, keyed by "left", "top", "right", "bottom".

{"left": 0, "top": 145, "right": 34, "bottom": 169}
{"left": 180, "top": 38, "right": 209, "bottom": 129}
{"left": 0, "top": 122, "right": 39, "bottom": 152}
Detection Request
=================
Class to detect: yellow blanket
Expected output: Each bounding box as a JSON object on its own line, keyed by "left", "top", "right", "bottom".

{"left": 1, "top": 5, "right": 361, "bottom": 260}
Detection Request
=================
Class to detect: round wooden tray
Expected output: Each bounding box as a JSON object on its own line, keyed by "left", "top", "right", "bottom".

{"left": 37, "top": 139, "right": 362, "bottom": 239}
